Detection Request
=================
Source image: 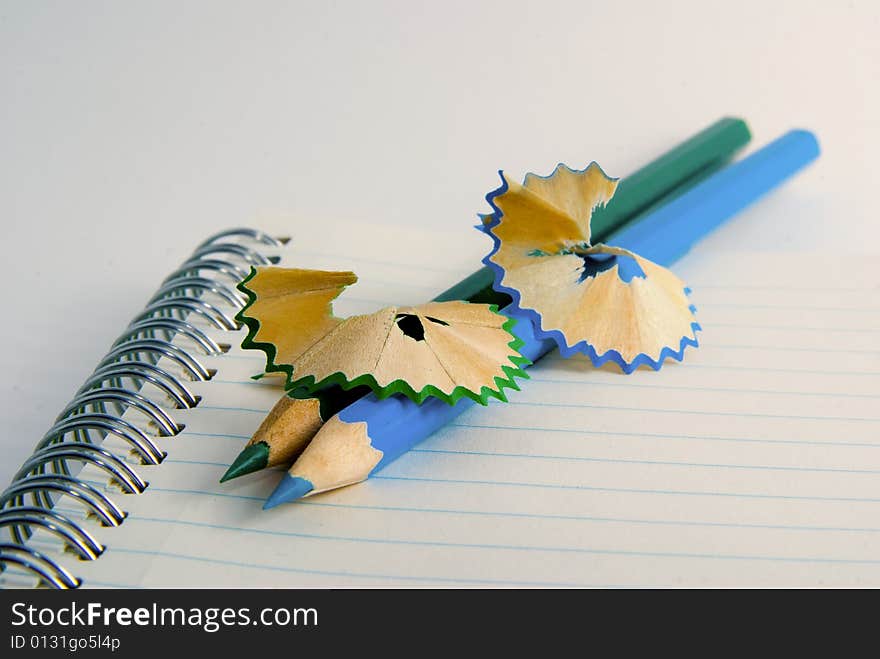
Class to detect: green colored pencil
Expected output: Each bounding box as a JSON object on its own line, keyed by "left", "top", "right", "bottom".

{"left": 221, "top": 116, "right": 752, "bottom": 483}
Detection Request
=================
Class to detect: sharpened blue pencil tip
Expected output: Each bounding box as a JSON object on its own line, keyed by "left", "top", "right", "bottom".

{"left": 263, "top": 475, "right": 314, "bottom": 510}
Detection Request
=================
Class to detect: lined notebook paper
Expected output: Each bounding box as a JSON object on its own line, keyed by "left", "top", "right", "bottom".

{"left": 17, "top": 221, "right": 880, "bottom": 587}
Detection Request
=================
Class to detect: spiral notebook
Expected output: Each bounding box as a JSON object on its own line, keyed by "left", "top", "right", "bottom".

{"left": 2, "top": 222, "right": 879, "bottom": 588}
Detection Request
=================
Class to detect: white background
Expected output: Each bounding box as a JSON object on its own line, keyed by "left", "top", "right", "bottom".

{"left": 1, "top": 1, "right": 878, "bottom": 487}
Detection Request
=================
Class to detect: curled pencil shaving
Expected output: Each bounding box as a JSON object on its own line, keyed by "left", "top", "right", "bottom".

{"left": 237, "top": 266, "right": 529, "bottom": 405}
{"left": 482, "top": 162, "right": 700, "bottom": 373}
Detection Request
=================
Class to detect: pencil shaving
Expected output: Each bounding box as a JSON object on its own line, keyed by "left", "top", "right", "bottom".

{"left": 482, "top": 163, "right": 700, "bottom": 372}
{"left": 238, "top": 267, "right": 529, "bottom": 405}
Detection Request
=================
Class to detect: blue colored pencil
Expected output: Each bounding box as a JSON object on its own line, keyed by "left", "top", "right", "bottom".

{"left": 264, "top": 129, "right": 821, "bottom": 508}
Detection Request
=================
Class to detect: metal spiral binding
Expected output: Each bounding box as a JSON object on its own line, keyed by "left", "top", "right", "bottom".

{"left": 0, "top": 228, "right": 287, "bottom": 589}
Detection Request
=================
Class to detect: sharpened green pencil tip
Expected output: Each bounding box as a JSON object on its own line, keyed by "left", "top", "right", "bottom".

{"left": 263, "top": 475, "right": 314, "bottom": 510}
{"left": 220, "top": 442, "right": 270, "bottom": 482}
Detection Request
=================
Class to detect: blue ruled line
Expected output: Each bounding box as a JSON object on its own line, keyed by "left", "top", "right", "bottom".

{"left": 697, "top": 302, "right": 880, "bottom": 313}
{"left": 47, "top": 503, "right": 880, "bottom": 536}
{"left": 708, "top": 322, "right": 879, "bottom": 334}
{"left": 448, "top": 421, "right": 880, "bottom": 449}
{"left": 105, "top": 547, "right": 603, "bottom": 587}
{"left": 526, "top": 377, "right": 880, "bottom": 399}
{"left": 371, "top": 475, "right": 880, "bottom": 504}
{"left": 101, "top": 517, "right": 880, "bottom": 568}
{"left": 408, "top": 448, "right": 880, "bottom": 475}
{"left": 148, "top": 477, "right": 880, "bottom": 504}
{"left": 502, "top": 400, "right": 880, "bottom": 423}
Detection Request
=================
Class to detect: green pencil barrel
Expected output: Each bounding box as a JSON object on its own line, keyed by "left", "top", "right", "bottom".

{"left": 592, "top": 116, "right": 751, "bottom": 237}
{"left": 436, "top": 267, "right": 499, "bottom": 305}
{"left": 434, "top": 116, "right": 751, "bottom": 306}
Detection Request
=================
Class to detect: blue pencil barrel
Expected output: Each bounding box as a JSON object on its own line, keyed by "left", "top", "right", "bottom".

{"left": 614, "top": 129, "right": 820, "bottom": 263}
{"left": 346, "top": 129, "right": 820, "bottom": 476}
{"left": 353, "top": 316, "right": 556, "bottom": 472}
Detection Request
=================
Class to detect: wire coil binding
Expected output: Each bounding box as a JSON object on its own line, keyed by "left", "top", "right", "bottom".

{"left": 0, "top": 228, "right": 286, "bottom": 589}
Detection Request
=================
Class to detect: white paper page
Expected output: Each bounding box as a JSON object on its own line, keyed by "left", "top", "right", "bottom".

{"left": 15, "top": 223, "right": 880, "bottom": 588}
